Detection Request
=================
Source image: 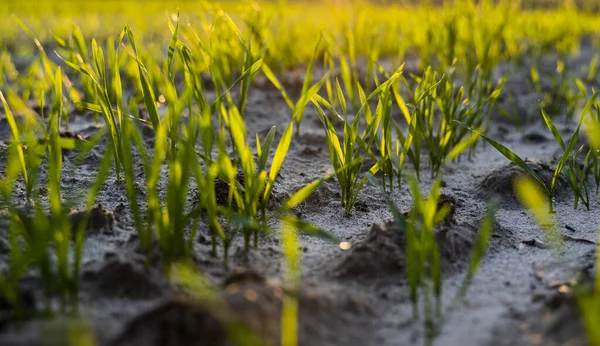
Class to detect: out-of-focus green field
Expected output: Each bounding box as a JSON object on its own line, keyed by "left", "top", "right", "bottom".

{"left": 3, "top": 0, "right": 600, "bottom": 72}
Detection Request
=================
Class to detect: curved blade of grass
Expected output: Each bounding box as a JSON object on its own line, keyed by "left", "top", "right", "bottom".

{"left": 281, "top": 215, "right": 338, "bottom": 243}
{"left": 541, "top": 109, "right": 565, "bottom": 150}
{"left": 311, "top": 99, "right": 344, "bottom": 164}
{"left": 514, "top": 176, "right": 563, "bottom": 253}
{"left": 281, "top": 218, "right": 299, "bottom": 346}
{"left": 261, "top": 63, "right": 294, "bottom": 109}
{"left": 167, "top": 11, "right": 180, "bottom": 81}
{"left": 0, "top": 91, "right": 27, "bottom": 187}
{"left": 264, "top": 121, "right": 293, "bottom": 203}
{"left": 257, "top": 126, "right": 276, "bottom": 174}
{"left": 210, "top": 59, "right": 263, "bottom": 114}
{"left": 447, "top": 127, "right": 482, "bottom": 161}
{"left": 292, "top": 73, "right": 329, "bottom": 127}
{"left": 125, "top": 26, "right": 160, "bottom": 129}
{"left": 15, "top": 17, "right": 54, "bottom": 80}
{"left": 455, "top": 203, "right": 497, "bottom": 301}
{"left": 280, "top": 178, "right": 323, "bottom": 212}
{"left": 586, "top": 120, "right": 600, "bottom": 148}
{"left": 551, "top": 126, "right": 581, "bottom": 198}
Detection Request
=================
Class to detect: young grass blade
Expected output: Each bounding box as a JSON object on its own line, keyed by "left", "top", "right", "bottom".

{"left": 280, "top": 215, "right": 338, "bottom": 243}
{"left": 455, "top": 203, "right": 498, "bottom": 301}
{"left": 446, "top": 128, "right": 481, "bottom": 162}
{"left": 210, "top": 59, "right": 263, "bottom": 115}
{"left": 281, "top": 218, "right": 300, "bottom": 346}
{"left": 167, "top": 11, "right": 180, "bottom": 81}
{"left": 550, "top": 125, "right": 581, "bottom": 204}
{"left": 585, "top": 120, "right": 600, "bottom": 149}
{"left": 0, "top": 91, "right": 27, "bottom": 188}
{"left": 14, "top": 17, "right": 55, "bottom": 81}
{"left": 257, "top": 126, "right": 276, "bottom": 174}
{"left": 261, "top": 63, "right": 294, "bottom": 109}
{"left": 291, "top": 73, "right": 329, "bottom": 130}
{"left": 514, "top": 176, "right": 564, "bottom": 254}
{"left": 125, "top": 26, "right": 161, "bottom": 129}
{"left": 279, "top": 178, "right": 324, "bottom": 212}
{"left": 541, "top": 109, "right": 565, "bottom": 149}
{"left": 336, "top": 78, "right": 347, "bottom": 117}
{"left": 264, "top": 121, "right": 293, "bottom": 203}
{"left": 48, "top": 67, "right": 64, "bottom": 215}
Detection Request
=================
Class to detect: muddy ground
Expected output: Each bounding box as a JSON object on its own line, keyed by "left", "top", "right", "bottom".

{"left": 0, "top": 45, "right": 599, "bottom": 346}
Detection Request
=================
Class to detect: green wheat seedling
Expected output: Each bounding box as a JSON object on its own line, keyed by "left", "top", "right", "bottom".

{"left": 116, "top": 60, "right": 200, "bottom": 269}
{"left": 569, "top": 146, "right": 592, "bottom": 210}
{"left": 190, "top": 138, "right": 333, "bottom": 268}
{"left": 392, "top": 67, "right": 504, "bottom": 181}
{"left": 540, "top": 103, "right": 600, "bottom": 210}
{"left": 57, "top": 31, "right": 126, "bottom": 180}
{"left": 0, "top": 68, "right": 112, "bottom": 314}
{"left": 374, "top": 174, "right": 497, "bottom": 345}
{"left": 220, "top": 96, "right": 292, "bottom": 249}
{"left": 369, "top": 78, "right": 396, "bottom": 192}
{"left": 392, "top": 69, "right": 442, "bottom": 180}
{"left": 310, "top": 70, "right": 403, "bottom": 215}
{"left": 119, "top": 116, "right": 196, "bottom": 269}
{"left": 219, "top": 92, "right": 333, "bottom": 247}
{"left": 404, "top": 177, "right": 449, "bottom": 336}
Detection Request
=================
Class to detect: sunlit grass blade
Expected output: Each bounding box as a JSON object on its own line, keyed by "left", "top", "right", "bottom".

{"left": 125, "top": 25, "right": 161, "bottom": 129}
{"left": 264, "top": 121, "right": 293, "bottom": 203}
{"left": 167, "top": 11, "right": 180, "bottom": 81}
{"left": 257, "top": 126, "right": 276, "bottom": 174}
{"left": 541, "top": 109, "right": 565, "bottom": 149}
{"left": 514, "top": 176, "right": 564, "bottom": 253}
{"left": 456, "top": 203, "right": 497, "bottom": 301}
{"left": 0, "top": 91, "right": 27, "bottom": 190}
{"left": 261, "top": 63, "right": 294, "bottom": 109}
{"left": 280, "top": 178, "right": 324, "bottom": 212}
{"left": 281, "top": 218, "right": 299, "bottom": 346}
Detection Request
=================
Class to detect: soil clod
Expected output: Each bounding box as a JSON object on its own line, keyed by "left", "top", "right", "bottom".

{"left": 477, "top": 160, "right": 566, "bottom": 203}
{"left": 82, "top": 256, "right": 165, "bottom": 299}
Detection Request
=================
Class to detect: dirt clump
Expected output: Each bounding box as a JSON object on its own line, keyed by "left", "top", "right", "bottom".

{"left": 221, "top": 268, "right": 372, "bottom": 346}
{"left": 0, "top": 285, "right": 36, "bottom": 331}
{"left": 68, "top": 204, "right": 116, "bottom": 236}
{"left": 331, "top": 208, "right": 477, "bottom": 280}
{"left": 82, "top": 254, "right": 166, "bottom": 300}
{"left": 493, "top": 289, "right": 587, "bottom": 346}
{"left": 477, "top": 159, "right": 567, "bottom": 203}
{"left": 521, "top": 132, "right": 548, "bottom": 144}
{"left": 112, "top": 268, "right": 372, "bottom": 346}
{"left": 110, "top": 295, "right": 232, "bottom": 346}
{"left": 332, "top": 222, "right": 405, "bottom": 280}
